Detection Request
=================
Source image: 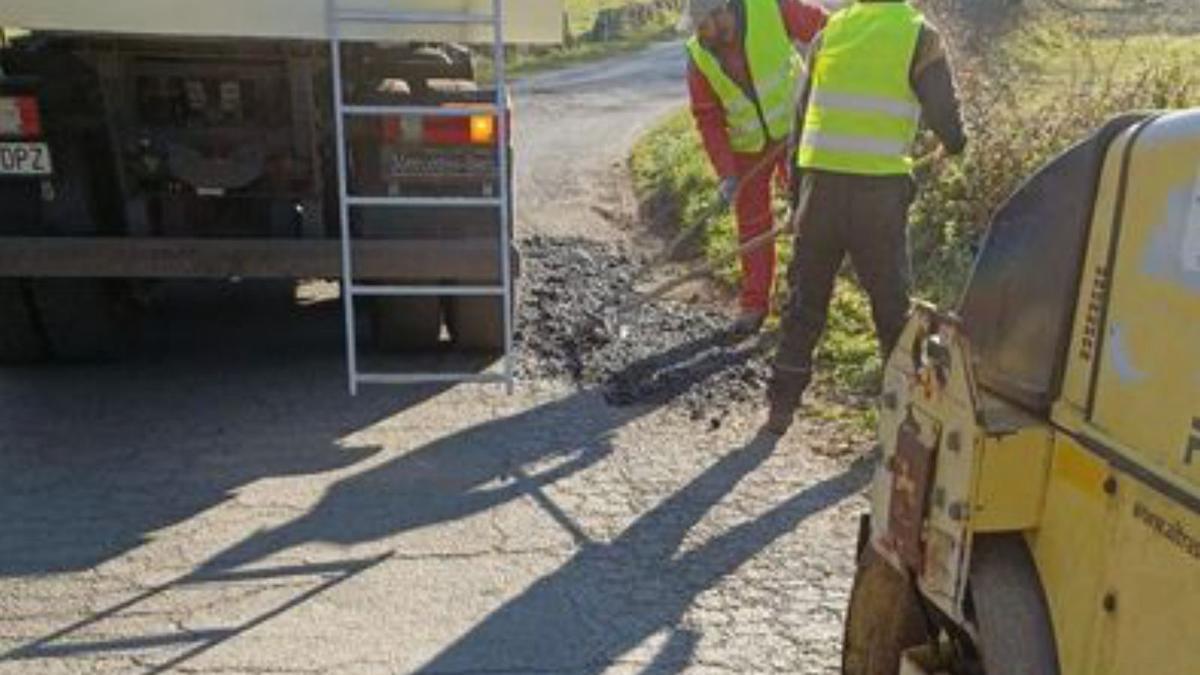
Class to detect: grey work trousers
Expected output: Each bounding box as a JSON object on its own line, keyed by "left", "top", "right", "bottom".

{"left": 771, "top": 170, "right": 916, "bottom": 398}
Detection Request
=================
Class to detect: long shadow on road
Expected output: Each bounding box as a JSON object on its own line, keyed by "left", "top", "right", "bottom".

{"left": 0, "top": 281, "right": 438, "bottom": 578}
{"left": 197, "top": 321, "right": 769, "bottom": 573}
{"left": 3, "top": 289, "right": 838, "bottom": 674}
{"left": 416, "top": 434, "right": 873, "bottom": 674}
{"left": 4, "top": 385, "right": 654, "bottom": 671}
{"left": 197, "top": 389, "right": 636, "bottom": 573}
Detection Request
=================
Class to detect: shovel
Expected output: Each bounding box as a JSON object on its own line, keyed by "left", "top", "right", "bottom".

{"left": 630, "top": 143, "right": 788, "bottom": 283}
{"left": 607, "top": 219, "right": 792, "bottom": 339}
{"left": 596, "top": 144, "right": 789, "bottom": 339}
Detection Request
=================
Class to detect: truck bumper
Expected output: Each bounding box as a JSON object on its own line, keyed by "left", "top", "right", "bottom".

{"left": 0, "top": 237, "right": 515, "bottom": 281}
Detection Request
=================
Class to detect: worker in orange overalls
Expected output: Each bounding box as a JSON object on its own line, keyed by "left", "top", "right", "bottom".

{"left": 686, "top": 0, "right": 827, "bottom": 336}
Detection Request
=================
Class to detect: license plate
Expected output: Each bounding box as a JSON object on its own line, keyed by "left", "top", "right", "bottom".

{"left": 0, "top": 142, "right": 52, "bottom": 176}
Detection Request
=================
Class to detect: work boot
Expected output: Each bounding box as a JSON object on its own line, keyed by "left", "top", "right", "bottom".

{"left": 730, "top": 309, "right": 767, "bottom": 338}
{"left": 763, "top": 375, "right": 807, "bottom": 436}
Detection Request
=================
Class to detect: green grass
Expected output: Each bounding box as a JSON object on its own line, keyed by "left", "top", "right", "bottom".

{"left": 564, "top": 0, "right": 636, "bottom": 35}
{"left": 1007, "top": 23, "right": 1200, "bottom": 102}
{"left": 475, "top": 4, "right": 682, "bottom": 79}
{"left": 504, "top": 18, "right": 680, "bottom": 77}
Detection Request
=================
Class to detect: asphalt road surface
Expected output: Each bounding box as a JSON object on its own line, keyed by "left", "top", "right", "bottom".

{"left": 513, "top": 41, "right": 688, "bottom": 241}
{"left": 0, "top": 43, "right": 871, "bottom": 675}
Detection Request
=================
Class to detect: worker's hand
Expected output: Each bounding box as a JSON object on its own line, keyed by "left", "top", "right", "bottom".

{"left": 718, "top": 176, "right": 739, "bottom": 207}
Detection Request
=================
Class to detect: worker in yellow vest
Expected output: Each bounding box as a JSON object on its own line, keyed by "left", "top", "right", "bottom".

{"left": 686, "top": 0, "right": 827, "bottom": 336}
{"left": 765, "top": 0, "right": 967, "bottom": 435}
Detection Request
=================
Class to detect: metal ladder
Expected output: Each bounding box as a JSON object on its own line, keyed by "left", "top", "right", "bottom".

{"left": 327, "top": 0, "right": 515, "bottom": 395}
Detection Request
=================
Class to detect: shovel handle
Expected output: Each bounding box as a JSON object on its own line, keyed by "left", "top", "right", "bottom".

{"left": 643, "top": 142, "right": 788, "bottom": 273}
{"left": 616, "top": 220, "right": 792, "bottom": 316}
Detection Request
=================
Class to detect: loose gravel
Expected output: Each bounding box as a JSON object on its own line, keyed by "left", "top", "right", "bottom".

{"left": 516, "top": 236, "right": 773, "bottom": 422}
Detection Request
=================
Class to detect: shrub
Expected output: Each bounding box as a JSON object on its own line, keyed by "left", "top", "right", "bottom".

{"left": 910, "top": 0, "right": 1199, "bottom": 305}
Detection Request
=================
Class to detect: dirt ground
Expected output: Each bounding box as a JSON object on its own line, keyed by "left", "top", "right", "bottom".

{"left": 0, "top": 43, "right": 873, "bottom": 674}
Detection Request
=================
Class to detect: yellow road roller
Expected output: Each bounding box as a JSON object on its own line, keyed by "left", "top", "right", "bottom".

{"left": 844, "top": 109, "right": 1200, "bottom": 674}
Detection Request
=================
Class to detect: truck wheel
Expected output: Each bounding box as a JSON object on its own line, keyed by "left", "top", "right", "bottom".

{"left": 369, "top": 296, "right": 443, "bottom": 352}
{"left": 970, "top": 534, "right": 1060, "bottom": 675}
{"left": 446, "top": 296, "right": 507, "bottom": 353}
{"left": 0, "top": 280, "right": 47, "bottom": 364}
{"left": 842, "top": 548, "right": 930, "bottom": 675}
{"left": 30, "top": 279, "right": 136, "bottom": 361}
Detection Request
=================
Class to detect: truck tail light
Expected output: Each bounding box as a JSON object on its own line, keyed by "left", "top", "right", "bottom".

{"left": 422, "top": 116, "right": 473, "bottom": 145}
{"left": 0, "top": 96, "right": 42, "bottom": 138}
{"left": 421, "top": 109, "right": 508, "bottom": 147}
{"left": 376, "top": 108, "right": 510, "bottom": 147}
{"left": 474, "top": 111, "right": 512, "bottom": 145}
{"left": 468, "top": 114, "right": 494, "bottom": 145}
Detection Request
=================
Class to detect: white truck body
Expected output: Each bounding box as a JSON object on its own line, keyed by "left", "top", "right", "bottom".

{"left": 0, "top": 0, "right": 563, "bottom": 44}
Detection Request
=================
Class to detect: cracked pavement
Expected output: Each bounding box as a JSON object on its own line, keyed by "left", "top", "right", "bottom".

{"left": 0, "top": 43, "right": 872, "bottom": 674}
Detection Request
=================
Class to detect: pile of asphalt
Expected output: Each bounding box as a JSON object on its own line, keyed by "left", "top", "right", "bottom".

{"left": 515, "top": 236, "right": 772, "bottom": 421}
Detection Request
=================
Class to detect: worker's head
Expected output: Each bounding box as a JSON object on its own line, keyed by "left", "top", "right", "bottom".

{"left": 690, "top": 0, "right": 736, "bottom": 48}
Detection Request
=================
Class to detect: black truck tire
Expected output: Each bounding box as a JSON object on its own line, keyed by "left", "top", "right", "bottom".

{"left": 971, "top": 534, "right": 1061, "bottom": 675}
{"left": 446, "top": 296, "right": 506, "bottom": 353}
{"left": 30, "top": 279, "right": 136, "bottom": 361}
{"left": 842, "top": 548, "right": 930, "bottom": 675}
{"left": 0, "top": 280, "right": 47, "bottom": 364}
{"left": 369, "top": 296, "right": 443, "bottom": 352}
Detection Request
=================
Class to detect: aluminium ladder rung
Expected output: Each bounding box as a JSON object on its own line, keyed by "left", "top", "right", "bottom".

{"left": 335, "top": 10, "right": 495, "bottom": 25}
{"left": 350, "top": 284, "right": 505, "bottom": 297}
{"left": 342, "top": 104, "right": 500, "bottom": 117}
{"left": 345, "top": 195, "right": 503, "bottom": 208}
{"left": 356, "top": 372, "right": 509, "bottom": 385}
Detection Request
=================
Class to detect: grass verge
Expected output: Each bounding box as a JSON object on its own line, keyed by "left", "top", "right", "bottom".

{"left": 507, "top": 21, "right": 680, "bottom": 77}
{"left": 477, "top": 4, "right": 683, "bottom": 79}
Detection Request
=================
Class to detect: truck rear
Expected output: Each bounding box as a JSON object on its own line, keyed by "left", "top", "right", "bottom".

{"left": 0, "top": 1, "right": 560, "bottom": 371}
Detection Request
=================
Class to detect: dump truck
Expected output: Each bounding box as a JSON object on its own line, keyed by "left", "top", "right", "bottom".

{"left": 0, "top": 1, "right": 561, "bottom": 390}
{"left": 844, "top": 109, "right": 1200, "bottom": 674}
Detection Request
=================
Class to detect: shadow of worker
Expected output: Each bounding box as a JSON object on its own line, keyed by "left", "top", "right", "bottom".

{"left": 197, "top": 388, "right": 641, "bottom": 574}
{"left": 415, "top": 432, "right": 873, "bottom": 674}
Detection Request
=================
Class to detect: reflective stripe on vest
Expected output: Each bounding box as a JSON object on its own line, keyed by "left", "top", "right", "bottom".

{"left": 797, "top": 2, "right": 923, "bottom": 175}
{"left": 686, "top": 0, "right": 803, "bottom": 154}
{"left": 800, "top": 131, "right": 908, "bottom": 157}
{"left": 810, "top": 90, "right": 920, "bottom": 120}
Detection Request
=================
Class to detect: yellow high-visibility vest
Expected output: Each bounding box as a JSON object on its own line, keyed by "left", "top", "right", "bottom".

{"left": 797, "top": 2, "right": 923, "bottom": 175}
{"left": 686, "top": 0, "right": 803, "bottom": 154}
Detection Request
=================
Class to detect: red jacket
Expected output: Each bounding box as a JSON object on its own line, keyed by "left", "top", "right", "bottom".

{"left": 687, "top": 0, "right": 827, "bottom": 180}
